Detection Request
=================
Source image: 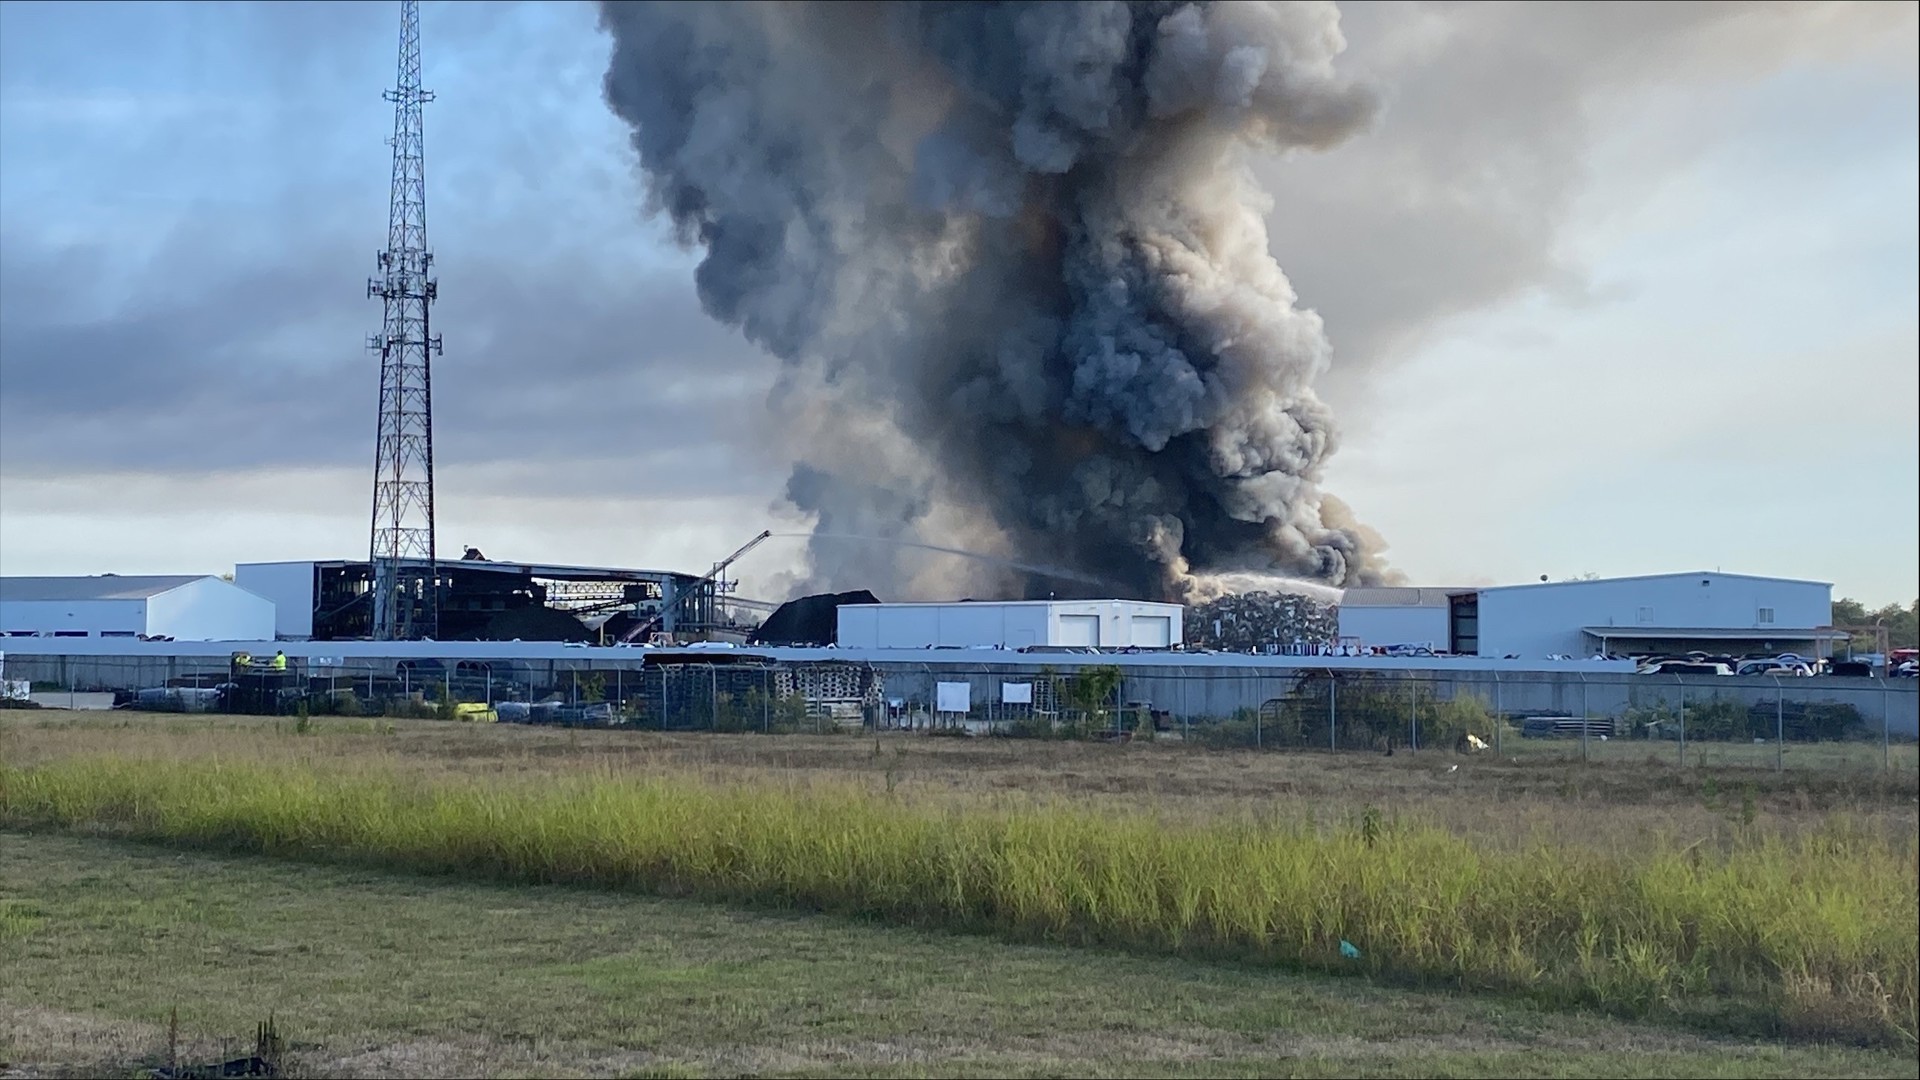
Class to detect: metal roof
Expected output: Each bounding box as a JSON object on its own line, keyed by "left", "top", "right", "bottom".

{"left": 1582, "top": 626, "right": 1850, "bottom": 641}
{"left": 1343, "top": 572, "right": 1832, "bottom": 606}
{"left": 1339, "top": 587, "right": 1473, "bottom": 608}
{"left": 1482, "top": 571, "right": 1832, "bottom": 592}
{"left": 840, "top": 599, "right": 1180, "bottom": 609}
{"left": 236, "top": 558, "right": 702, "bottom": 583}
{"left": 0, "top": 634, "right": 1637, "bottom": 674}
{"left": 0, "top": 575, "right": 212, "bottom": 602}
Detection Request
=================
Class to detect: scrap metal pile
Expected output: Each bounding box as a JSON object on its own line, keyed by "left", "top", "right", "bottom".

{"left": 1186, "top": 592, "right": 1338, "bottom": 653}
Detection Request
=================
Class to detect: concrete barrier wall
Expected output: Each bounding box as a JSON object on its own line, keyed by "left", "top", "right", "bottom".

{"left": 877, "top": 665, "right": 1917, "bottom": 737}
{"left": 3, "top": 648, "right": 1912, "bottom": 737}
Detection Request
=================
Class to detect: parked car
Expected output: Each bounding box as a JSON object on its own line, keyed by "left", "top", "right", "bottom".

{"left": 1639, "top": 660, "right": 1733, "bottom": 676}
{"left": 1735, "top": 659, "right": 1812, "bottom": 677}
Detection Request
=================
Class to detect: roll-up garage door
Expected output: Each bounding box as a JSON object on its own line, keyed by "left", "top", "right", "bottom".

{"left": 1057, "top": 614, "right": 1100, "bottom": 646}
{"left": 1129, "top": 615, "right": 1172, "bottom": 648}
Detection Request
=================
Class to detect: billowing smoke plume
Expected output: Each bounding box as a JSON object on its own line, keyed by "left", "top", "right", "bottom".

{"left": 599, "top": 1, "right": 1393, "bottom": 602}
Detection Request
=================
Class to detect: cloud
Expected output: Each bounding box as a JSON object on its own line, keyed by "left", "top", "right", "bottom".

{"left": 1257, "top": 0, "right": 1916, "bottom": 418}
{"left": 0, "top": 0, "right": 786, "bottom": 501}
{"left": 0, "top": 465, "right": 807, "bottom": 591}
{"left": 0, "top": 0, "right": 1912, "bottom": 602}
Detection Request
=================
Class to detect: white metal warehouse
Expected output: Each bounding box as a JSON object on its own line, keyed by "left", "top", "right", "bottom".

{"left": 1329, "top": 587, "right": 1466, "bottom": 653}
{"left": 0, "top": 575, "right": 277, "bottom": 642}
{"left": 1339, "top": 571, "right": 1840, "bottom": 659}
{"left": 837, "top": 600, "right": 1185, "bottom": 650}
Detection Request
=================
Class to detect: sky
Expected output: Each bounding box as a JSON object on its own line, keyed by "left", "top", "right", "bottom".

{"left": 0, "top": 0, "right": 1914, "bottom": 605}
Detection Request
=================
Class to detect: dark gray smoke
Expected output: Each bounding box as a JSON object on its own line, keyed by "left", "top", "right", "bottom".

{"left": 599, "top": 0, "right": 1393, "bottom": 602}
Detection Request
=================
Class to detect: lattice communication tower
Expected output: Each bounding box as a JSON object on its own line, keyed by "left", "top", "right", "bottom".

{"left": 366, "top": 0, "right": 441, "bottom": 640}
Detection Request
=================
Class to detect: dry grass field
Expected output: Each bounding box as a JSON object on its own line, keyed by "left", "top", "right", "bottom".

{"left": 2, "top": 710, "right": 1916, "bottom": 1078}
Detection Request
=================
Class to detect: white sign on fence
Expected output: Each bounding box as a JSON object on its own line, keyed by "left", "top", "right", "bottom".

{"left": 1001, "top": 682, "right": 1033, "bottom": 705}
{"left": 935, "top": 681, "right": 971, "bottom": 713}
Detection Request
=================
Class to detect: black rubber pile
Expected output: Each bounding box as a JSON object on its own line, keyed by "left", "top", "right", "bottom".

{"left": 749, "top": 590, "right": 882, "bottom": 646}
{"left": 474, "top": 605, "right": 593, "bottom": 643}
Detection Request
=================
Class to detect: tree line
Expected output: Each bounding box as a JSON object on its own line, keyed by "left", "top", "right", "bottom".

{"left": 1833, "top": 598, "right": 1919, "bottom": 650}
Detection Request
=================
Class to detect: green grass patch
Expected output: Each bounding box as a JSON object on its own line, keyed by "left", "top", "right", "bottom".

{"left": 0, "top": 898, "right": 47, "bottom": 940}
{"left": 5, "top": 832, "right": 1915, "bottom": 1079}
{"left": 1, "top": 753, "right": 1914, "bottom": 1050}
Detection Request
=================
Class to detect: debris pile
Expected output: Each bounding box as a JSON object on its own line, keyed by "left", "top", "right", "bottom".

{"left": 474, "top": 605, "right": 592, "bottom": 643}
{"left": 1186, "top": 592, "right": 1337, "bottom": 653}
{"left": 750, "top": 590, "right": 882, "bottom": 647}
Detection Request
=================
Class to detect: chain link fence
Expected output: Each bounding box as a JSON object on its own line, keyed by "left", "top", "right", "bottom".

{"left": 3, "top": 652, "right": 1913, "bottom": 771}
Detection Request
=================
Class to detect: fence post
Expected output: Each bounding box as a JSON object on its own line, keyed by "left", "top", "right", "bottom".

{"left": 1883, "top": 680, "right": 1892, "bottom": 769}
{"left": 1328, "top": 675, "right": 1338, "bottom": 752}
{"left": 1677, "top": 678, "right": 1686, "bottom": 767}
{"left": 1773, "top": 675, "right": 1784, "bottom": 772}
{"left": 1408, "top": 678, "right": 1418, "bottom": 753}
{"left": 1492, "top": 672, "right": 1503, "bottom": 758}
{"left": 1579, "top": 672, "right": 1589, "bottom": 762}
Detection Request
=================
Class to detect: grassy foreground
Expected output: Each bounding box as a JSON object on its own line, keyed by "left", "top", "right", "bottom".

{"left": 13, "top": 832, "right": 1917, "bottom": 1079}
{"left": 2, "top": 752, "right": 1913, "bottom": 1049}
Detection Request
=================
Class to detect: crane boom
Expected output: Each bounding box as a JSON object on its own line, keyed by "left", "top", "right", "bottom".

{"left": 619, "top": 529, "right": 773, "bottom": 644}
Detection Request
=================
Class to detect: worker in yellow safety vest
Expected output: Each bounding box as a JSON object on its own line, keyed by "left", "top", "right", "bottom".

{"left": 234, "top": 652, "right": 253, "bottom": 669}
{"left": 271, "top": 651, "right": 287, "bottom": 672}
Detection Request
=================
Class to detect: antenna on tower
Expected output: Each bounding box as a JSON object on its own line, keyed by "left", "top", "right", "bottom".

{"left": 366, "top": 0, "right": 441, "bottom": 641}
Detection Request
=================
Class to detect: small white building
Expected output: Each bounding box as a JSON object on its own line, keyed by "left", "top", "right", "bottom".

{"left": 1340, "top": 572, "right": 1838, "bottom": 659}
{"left": 0, "top": 575, "right": 277, "bottom": 642}
{"left": 233, "top": 561, "right": 324, "bottom": 639}
{"left": 837, "top": 600, "right": 1184, "bottom": 650}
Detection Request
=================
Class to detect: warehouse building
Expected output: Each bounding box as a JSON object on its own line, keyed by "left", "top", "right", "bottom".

{"left": 234, "top": 557, "right": 736, "bottom": 642}
{"left": 837, "top": 599, "right": 1184, "bottom": 650}
{"left": 0, "top": 575, "right": 275, "bottom": 642}
{"left": 1328, "top": 587, "right": 1468, "bottom": 653}
{"left": 1339, "top": 571, "right": 1840, "bottom": 659}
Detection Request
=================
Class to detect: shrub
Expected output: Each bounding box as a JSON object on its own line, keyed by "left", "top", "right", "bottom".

{"left": 1628, "top": 700, "right": 1871, "bottom": 743}
{"left": 1188, "top": 710, "right": 1263, "bottom": 749}
{"left": 713, "top": 689, "right": 813, "bottom": 734}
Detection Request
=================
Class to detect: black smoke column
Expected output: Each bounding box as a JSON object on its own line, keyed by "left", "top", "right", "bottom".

{"left": 600, "top": 1, "right": 1392, "bottom": 601}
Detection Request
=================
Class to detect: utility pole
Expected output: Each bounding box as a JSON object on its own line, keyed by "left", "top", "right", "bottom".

{"left": 367, "top": 0, "right": 441, "bottom": 640}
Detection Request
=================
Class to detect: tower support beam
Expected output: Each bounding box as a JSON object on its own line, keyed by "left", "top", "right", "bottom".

{"left": 368, "top": 0, "right": 440, "bottom": 641}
